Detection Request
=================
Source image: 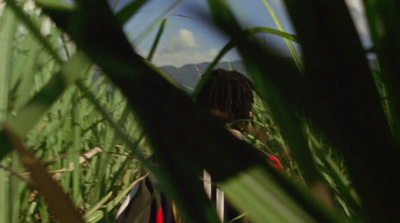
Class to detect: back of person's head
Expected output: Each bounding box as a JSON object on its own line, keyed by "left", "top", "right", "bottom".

{"left": 195, "top": 69, "right": 254, "bottom": 131}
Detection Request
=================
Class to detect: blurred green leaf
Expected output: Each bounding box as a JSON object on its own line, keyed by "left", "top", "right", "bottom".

{"left": 223, "top": 167, "right": 315, "bottom": 223}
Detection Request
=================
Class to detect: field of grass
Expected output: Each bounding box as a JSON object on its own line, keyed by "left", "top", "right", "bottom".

{"left": 1, "top": 0, "right": 400, "bottom": 223}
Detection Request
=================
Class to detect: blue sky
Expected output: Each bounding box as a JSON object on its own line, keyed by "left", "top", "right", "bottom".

{"left": 109, "top": 0, "right": 371, "bottom": 67}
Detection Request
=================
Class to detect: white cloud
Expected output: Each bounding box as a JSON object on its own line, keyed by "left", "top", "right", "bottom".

{"left": 147, "top": 48, "right": 221, "bottom": 67}
{"left": 157, "top": 29, "right": 199, "bottom": 54}
{"left": 140, "top": 29, "right": 234, "bottom": 67}
{"left": 175, "top": 29, "right": 198, "bottom": 49}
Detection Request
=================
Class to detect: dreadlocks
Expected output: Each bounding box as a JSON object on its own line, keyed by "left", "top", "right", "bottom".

{"left": 195, "top": 69, "right": 254, "bottom": 131}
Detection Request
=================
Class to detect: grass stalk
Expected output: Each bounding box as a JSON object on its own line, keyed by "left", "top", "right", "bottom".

{"left": 260, "top": 0, "right": 304, "bottom": 73}
{"left": 0, "top": 5, "right": 17, "bottom": 223}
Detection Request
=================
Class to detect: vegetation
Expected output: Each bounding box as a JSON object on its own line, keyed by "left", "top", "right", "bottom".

{"left": 0, "top": 0, "right": 399, "bottom": 223}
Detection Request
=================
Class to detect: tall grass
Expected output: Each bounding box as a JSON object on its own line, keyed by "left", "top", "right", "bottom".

{"left": 0, "top": 0, "right": 399, "bottom": 223}
{"left": 0, "top": 2, "right": 142, "bottom": 222}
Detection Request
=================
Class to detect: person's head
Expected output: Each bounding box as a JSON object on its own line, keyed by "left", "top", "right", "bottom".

{"left": 195, "top": 69, "right": 254, "bottom": 131}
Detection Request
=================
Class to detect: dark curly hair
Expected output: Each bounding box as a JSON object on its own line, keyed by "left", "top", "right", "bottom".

{"left": 195, "top": 69, "right": 254, "bottom": 131}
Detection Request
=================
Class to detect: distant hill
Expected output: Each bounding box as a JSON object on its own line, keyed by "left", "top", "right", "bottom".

{"left": 159, "top": 57, "right": 378, "bottom": 93}
{"left": 159, "top": 60, "right": 247, "bottom": 93}
{"left": 93, "top": 57, "right": 377, "bottom": 93}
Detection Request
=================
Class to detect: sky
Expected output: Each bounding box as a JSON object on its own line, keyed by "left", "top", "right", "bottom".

{"left": 110, "top": 0, "right": 371, "bottom": 67}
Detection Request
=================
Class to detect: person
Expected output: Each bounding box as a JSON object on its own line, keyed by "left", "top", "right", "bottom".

{"left": 195, "top": 69, "right": 284, "bottom": 222}
{"left": 196, "top": 69, "right": 283, "bottom": 173}
{"left": 116, "top": 68, "right": 284, "bottom": 223}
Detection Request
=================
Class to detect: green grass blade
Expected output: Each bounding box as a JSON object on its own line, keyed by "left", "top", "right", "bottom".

{"left": 363, "top": 0, "right": 400, "bottom": 145}
{"left": 10, "top": 152, "right": 24, "bottom": 223}
{"left": 0, "top": 5, "right": 15, "bottom": 121}
{"left": 147, "top": 18, "right": 167, "bottom": 62}
{"left": 261, "top": 0, "right": 304, "bottom": 73}
{"left": 84, "top": 174, "right": 147, "bottom": 222}
{"left": 84, "top": 210, "right": 105, "bottom": 223}
{"left": 75, "top": 81, "right": 142, "bottom": 156}
{"left": 84, "top": 191, "right": 113, "bottom": 218}
{"left": 38, "top": 197, "right": 50, "bottom": 223}
{"left": 72, "top": 94, "right": 82, "bottom": 204}
{"left": 0, "top": 5, "right": 17, "bottom": 223}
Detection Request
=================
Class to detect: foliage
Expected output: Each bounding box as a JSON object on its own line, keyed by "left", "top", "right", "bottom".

{"left": 0, "top": 0, "right": 399, "bottom": 223}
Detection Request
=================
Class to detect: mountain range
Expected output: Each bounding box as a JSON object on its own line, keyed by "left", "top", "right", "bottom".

{"left": 159, "top": 58, "right": 378, "bottom": 93}
{"left": 159, "top": 60, "right": 247, "bottom": 93}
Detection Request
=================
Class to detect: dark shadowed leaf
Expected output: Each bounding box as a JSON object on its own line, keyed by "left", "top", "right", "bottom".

{"left": 282, "top": 0, "right": 400, "bottom": 221}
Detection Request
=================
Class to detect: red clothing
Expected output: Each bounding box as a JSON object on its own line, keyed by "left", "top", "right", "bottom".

{"left": 156, "top": 207, "right": 163, "bottom": 223}
{"left": 269, "top": 154, "right": 284, "bottom": 173}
